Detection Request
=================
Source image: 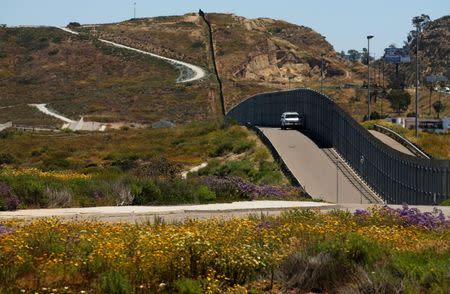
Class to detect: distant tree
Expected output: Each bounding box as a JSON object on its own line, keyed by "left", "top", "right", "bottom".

{"left": 361, "top": 48, "right": 375, "bottom": 65}
{"left": 412, "top": 14, "right": 431, "bottom": 30}
{"left": 347, "top": 49, "right": 361, "bottom": 62}
{"left": 387, "top": 89, "right": 411, "bottom": 115}
{"left": 68, "top": 22, "right": 81, "bottom": 27}
{"left": 433, "top": 100, "right": 445, "bottom": 118}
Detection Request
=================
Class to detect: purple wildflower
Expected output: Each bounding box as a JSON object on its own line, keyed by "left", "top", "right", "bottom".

{"left": 0, "top": 224, "right": 13, "bottom": 235}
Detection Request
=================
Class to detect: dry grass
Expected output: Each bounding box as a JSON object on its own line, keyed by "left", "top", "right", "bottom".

{"left": 363, "top": 120, "right": 450, "bottom": 159}
{"left": 0, "top": 27, "right": 214, "bottom": 126}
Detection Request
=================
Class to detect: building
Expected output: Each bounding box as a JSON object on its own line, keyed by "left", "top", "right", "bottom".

{"left": 385, "top": 117, "right": 450, "bottom": 132}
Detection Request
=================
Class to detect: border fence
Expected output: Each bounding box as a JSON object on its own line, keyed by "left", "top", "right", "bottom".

{"left": 226, "top": 88, "right": 450, "bottom": 204}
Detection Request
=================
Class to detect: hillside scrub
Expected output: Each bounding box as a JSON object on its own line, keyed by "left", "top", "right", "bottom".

{"left": 0, "top": 26, "right": 213, "bottom": 127}
{"left": 1, "top": 205, "right": 449, "bottom": 292}
{"left": 0, "top": 122, "right": 292, "bottom": 209}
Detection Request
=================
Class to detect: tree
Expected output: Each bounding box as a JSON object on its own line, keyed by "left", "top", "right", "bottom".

{"left": 432, "top": 100, "right": 445, "bottom": 118}
{"left": 412, "top": 14, "right": 431, "bottom": 30}
{"left": 387, "top": 89, "right": 411, "bottom": 115}
{"left": 347, "top": 49, "right": 361, "bottom": 62}
{"left": 68, "top": 22, "right": 81, "bottom": 27}
{"left": 361, "top": 48, "right": 374, "bottom": 65}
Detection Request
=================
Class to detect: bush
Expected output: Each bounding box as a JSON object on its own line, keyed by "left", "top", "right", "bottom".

{"left": 67, "top": 22, "right": 81, "bottom": 27}
{"left": 196, "top": 185, "right": 216, "bottom": 202}
{"left": 174, "top": 278, "right": 203, "bottom": 294}
{"left": 47, "top": 48, "right": 59, "bottom": 56}
{"left": 0, "top": 153, "right": 15, "bottom": 164}
{"left": 132, "top": 181, "right": 161, "bottom": 205}
{"left": 44, "top": 188, "right": 73, "bottom": 208}
{"left": 41, "top": 158, "right": 72, "bottom": 171}
{"left": 0, "top": 182, "right": 20, "bottom": 211}
{"left": 100, "top": 271, "right": 133, "bottom": 294}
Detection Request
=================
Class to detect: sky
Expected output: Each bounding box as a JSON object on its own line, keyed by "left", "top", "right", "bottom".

{"left": 2, "top": 0, "right": 449, "bottom": 57}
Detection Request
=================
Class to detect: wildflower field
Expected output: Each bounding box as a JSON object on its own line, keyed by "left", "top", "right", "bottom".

{"left": 0, "top": 122, "right": 302, "bottom": 210}
{"left": 1, "top": 205, "right": 450, "bottom": 293}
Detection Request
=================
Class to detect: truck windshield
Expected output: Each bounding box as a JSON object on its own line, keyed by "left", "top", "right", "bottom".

{"left": 285, "top": 114, "right": 299, "bottom": 118}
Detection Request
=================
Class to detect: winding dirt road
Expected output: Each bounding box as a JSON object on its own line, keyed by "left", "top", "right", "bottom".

{"left": 59, "top": 27, "right": 206, "bottom": 83}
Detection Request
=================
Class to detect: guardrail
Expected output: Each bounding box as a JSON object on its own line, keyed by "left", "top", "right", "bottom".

{"left": 226, "top": 88, "right": 450, "bottom": 205}
{"left": 373, "top": 124, "right": 431, "bottom": 159}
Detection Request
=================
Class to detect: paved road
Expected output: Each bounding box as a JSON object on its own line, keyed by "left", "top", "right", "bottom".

{"left": 369, "top": 130, "right": 415, "bottom": 156}
{"left": 260, "top": 128, "right": 370, "bottom": 204}
{"left": 0, "top": 201, "right": 338, "bottom": 223}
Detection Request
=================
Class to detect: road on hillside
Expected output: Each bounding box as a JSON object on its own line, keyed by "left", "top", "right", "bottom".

{"left": 369, "top": 130, "right": 415, "bottom": 156}
{"left": 259, "top": 127, "right": 371, "bottom": 204}
{"left": 59, "top": 27, "right": 206, "bottom": 83}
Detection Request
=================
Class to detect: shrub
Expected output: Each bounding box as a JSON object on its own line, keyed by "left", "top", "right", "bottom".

{"left": 100, "top": 271, "right": 133, "bottom": 294}
{"left": 41, "top": 158, "right": 72, "bottom": 171}
{"left": 196, "top": 185, "right": 216, "bottom": 202}
{"left": 112, "top": 182, "right": 133, "bottom": 206}
{"left": 47, "top": 48, "right": 59, "bottom": 56}
{"left": 0, "top": 182, "right": 20, "bottom": 211}
{"left": 44, "top": 187, "right": 73, "bottom": 208}
{"left": 67, "top": 22, "right": 81, "bottom": 27}
{"left": 0, "top": 153, "right": 15, "bottom": 164}
{"left": 174, "top": 278, "right": 203, "bottom": 294}
{"left": 132, "top": 181, "right": 161, "bottom": 205}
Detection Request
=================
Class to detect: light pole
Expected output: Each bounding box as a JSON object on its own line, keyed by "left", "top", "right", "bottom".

{"left": 320, "top": 53, "right": 325, "bottom": 92}
{"left": 133, "top": 2, "right": 136, "bottom": 19}
{"left": 414, "top": 22, "right": 422, "bottom": 137}
{"left": 367, "top": 35, "right": 374, "bottom": 120}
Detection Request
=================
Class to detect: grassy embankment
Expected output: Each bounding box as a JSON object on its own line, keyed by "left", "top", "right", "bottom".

{"left": 0, "top": 122, "right": 301, "bottom": 209}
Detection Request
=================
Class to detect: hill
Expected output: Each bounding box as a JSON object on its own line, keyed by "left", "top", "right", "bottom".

{"left": 408, "top": 15, "right": 450, "bottom": 85}
{"left": 80, "top": 13, "right": 366, "bottom": 112}
{"left": 0, "top": 26, "right": 215, "bottom": 127}
{"left": 1, "top": 13, "right": 372, "bottom": 128}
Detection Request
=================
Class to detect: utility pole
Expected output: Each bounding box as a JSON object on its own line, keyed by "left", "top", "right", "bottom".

{"left": 133, "top": 2, "right": 136, "bottom": 19}
{"left": 367, "top": 35, "right": 374, "bottom": 120}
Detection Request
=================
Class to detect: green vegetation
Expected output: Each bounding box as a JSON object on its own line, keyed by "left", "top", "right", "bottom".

{"left": 1, "top": 206, "right": 450, "bottom": 293}
{"left": 0, "top": 26, "right": 213, "bottom": 126}
{"left": 0, "top": 122, "right": 290, "bottom": 208}
{"left": 387, "top": 89, "right": 412, "bottom": 115}
{"left": 363, "top": 120, "right": 450, "bottom": 159}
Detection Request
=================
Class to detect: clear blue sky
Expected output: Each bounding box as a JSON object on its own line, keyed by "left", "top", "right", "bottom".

{"left": 2, "top": 0, "right": 449, "bottom": 57}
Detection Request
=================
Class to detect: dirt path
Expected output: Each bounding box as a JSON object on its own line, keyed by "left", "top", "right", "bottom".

{"left": 59, "top": 27, "right": 206, "bottom": 83}
{"left": 28, "top": 103, "right": 75, "bottom": 123}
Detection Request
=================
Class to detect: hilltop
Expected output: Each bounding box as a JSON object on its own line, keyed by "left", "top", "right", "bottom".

{"left": 407, "top": 15, "right": 450, "bottom": 85}
{"left": 79, "top": 13, "right": 366, "bottom": 111}
{"left": 0, "top": 13, "right": 379, "bottom": 128}
{"left": 0, "top": 26, "right": 214, "bottom": 127}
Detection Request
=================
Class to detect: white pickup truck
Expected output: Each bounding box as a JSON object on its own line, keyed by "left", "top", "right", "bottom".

{"left": 281, "top": 112, "right": 304, "bottom": 130}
